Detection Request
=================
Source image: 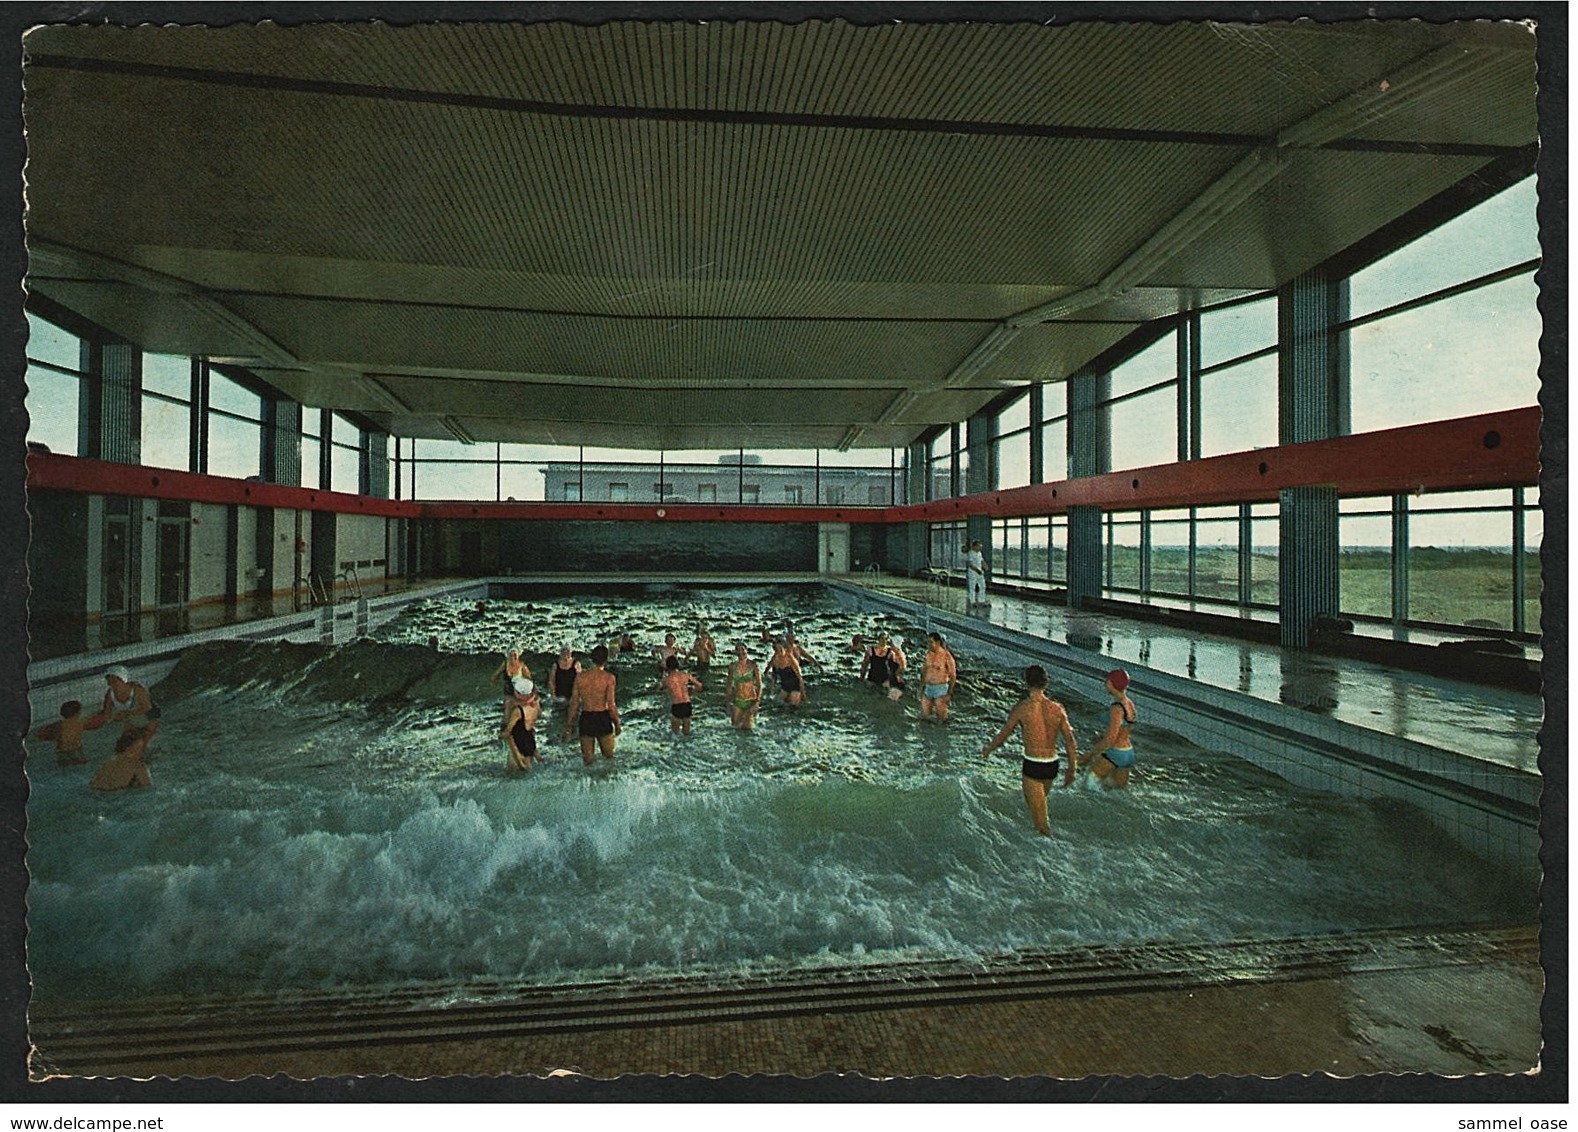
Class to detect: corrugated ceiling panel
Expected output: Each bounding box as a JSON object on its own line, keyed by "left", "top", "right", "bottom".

{"left": 223, "top": 295, "right": 986, "bottom": 384}
{"left": 28, "top": 19, "right": 1496, "bottom": 136}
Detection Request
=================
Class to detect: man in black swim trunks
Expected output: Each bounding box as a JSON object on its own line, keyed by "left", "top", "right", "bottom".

{"left": 562, "top": 644, "right": 620, "bottom": 765}
{"left": 981, "top": 665, "right": 1077, "bottom": 837}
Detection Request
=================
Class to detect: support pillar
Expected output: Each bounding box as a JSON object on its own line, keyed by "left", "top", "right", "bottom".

{"left": 1065, "top": 371, "right": 1110, "bottom": 609}
{"left": 366, "top": 431, "right": 390, "bottom": 499}
{"left": 264, "top": 399, "right": 303, "bottom": 487}
{"left": 80, "top": 341, "right": 141, "bottom": 464}
{"left": 1277, "top": 268, "right": 1345, "bottom": 648}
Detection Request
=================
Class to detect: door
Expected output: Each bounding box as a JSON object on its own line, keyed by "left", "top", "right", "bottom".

{"left": 820, "top": 523, "right": 851, "bottom": 574}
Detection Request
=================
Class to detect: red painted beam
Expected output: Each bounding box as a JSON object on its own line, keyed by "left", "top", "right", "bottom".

{"left": 886, "top": 407, "right": 1540, "bottom": 521}
{"left": 27, "top": 408, "right": 1538, "bottom": 524}
{"left": 25, "top": 452, "right": 421, "bottom": 518}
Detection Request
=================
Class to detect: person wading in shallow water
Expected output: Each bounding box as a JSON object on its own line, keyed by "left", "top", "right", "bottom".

{"left": 725, "top": 644, "right": 763, "bottom": 730}
{"left": 1079, "top": 668, "right": 1139, "bottom": 790}
{"left": 562, "top": 645, "right": 620, "bottom": 765}
{"left": 501, "top": 677, "right": 543, "bottom": 771}
{"left": 981, "top": 665, "right": 1077, "bottom": 837}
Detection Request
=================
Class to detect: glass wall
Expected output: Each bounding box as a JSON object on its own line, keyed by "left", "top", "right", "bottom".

{"left": 141, "top": 353, "right": 192, "bottom": 471}
{"left": 1339, "top": 496, "right": 1395, "bottom": 622}
{"left": 1345, "top": 177, "right": 1540, "bottom": 434}
{"left": 396, "top": 442, "right": 903, "bottom": 505}
{"left": 991, "top": 391, "right": 1032, "bottom": 490}
{"left": 25, "top": 311, "right": 84, "bottom": 456}
{"left": 329, "top": 413, "right": 364, "bottom": 493}
{"left": 207, "top": 370, "right": 264, "bottom": 480}
{"left": 1104, "top": 333, "right": 1178, "bottom": 473}
{"left": 927, "top": 521, "right": 968, "bottom": 574}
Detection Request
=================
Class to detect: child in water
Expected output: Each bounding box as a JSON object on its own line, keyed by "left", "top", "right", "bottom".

{"left": 91, "top": 729, "right": 152, "bottom": 792}
{"left": 35, "top": 700, "right": 101, "bottom": 767}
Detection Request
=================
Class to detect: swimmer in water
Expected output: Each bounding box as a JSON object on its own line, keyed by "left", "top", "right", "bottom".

{"left": 562, "top": 645, "right": 620, "bottom": 765}
{"left": 689, "top": 624, "right": 717, "bottom": 669}
{"left": 490, "top": 648, "right": 531, "bottom": 714}
{"left": 860, "top": 634, "right": 907, "bottom": 701}
{"left": 99, "top": 666, "right": 161, "bottom": 741}
{"left": 500, "top": 677, "right": 543, "bottom": 771}
{"left": 654, "top": 633, "right": 681, "bottom": 671}
{"left": 981, "top": 665, "right": 1077, "bottom": 837}
{"left": 90, "top": 729, "right": 153, "bottom": 792}
{"left": 768, "top": 637, "right": 807, "bottom": 707}
{"left": 1079, "top": 669, "right": 1138, "bottom": 789}
{"left": 725, "top": 644, "right": 763, "bottom": 730}
{"left": 917, "top": 633, "right": 957, "bottom": 722}
{"left": 549, "top": 646, "right": 582, "bottom": 705}
{"left": 660, "top": 656, "right": 704, "bottom": 736}
{"left": 784, "top": 632, "right": 823, "bottom": 674}
{"left": 35, "top": 700, "right": 102, "bottom": 767}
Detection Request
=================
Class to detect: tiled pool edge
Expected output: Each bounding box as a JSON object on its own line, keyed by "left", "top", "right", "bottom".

{"left": 827, "top": 580, "right": 1540, "bottom": 870}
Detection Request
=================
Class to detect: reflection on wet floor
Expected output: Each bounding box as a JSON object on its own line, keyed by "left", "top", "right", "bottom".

{"left": 850, "top": 578, "right": 1542, "bottom": 772}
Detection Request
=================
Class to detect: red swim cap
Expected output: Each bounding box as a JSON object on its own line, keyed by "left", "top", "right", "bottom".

{"left": 1106, "top": 669, "right": 1130, "bottom": 692}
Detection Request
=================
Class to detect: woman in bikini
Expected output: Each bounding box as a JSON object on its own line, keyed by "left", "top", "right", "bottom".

{"left": 725, "top": 644, "right": 763, "bottom": 730}
{"left": 1080, "top": 668, "right": 1138, "bottom": 789}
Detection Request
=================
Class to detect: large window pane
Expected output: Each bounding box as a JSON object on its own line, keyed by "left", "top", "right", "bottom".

{"left": 26, "top": 312, "right": 78, "bottom": 371}
{"left": 415, "top": 438, "right": 488, "bottom": 461}
{"left": 1109, "top": 386, "right": 1176, "bottom": 473}
{"left": 1408, "top": 509, "right": 1514, "bottom": 630}
{"left": 1110, "top": 333, "right": 1177, "bottom": 398}
{"left": 1048, "top": 517, "right": 1067, "bottom": 584}
{"left": 1523, "top": 504, "right": 1543, "bottom": 633}
{"left": 1340, "top": 510, "right": 1392, "bottom": 620}
{"left": 142, "top": 353, "right": 191, "bottom": 400}
{"left": 1026, "top": 519, "right": 1050, "bottom": 582}
{"left": 1041, "top": 382, "right": 1067, "bottom": 421}
{"left": 211, "top": 371, "right": 263, "bottom": 420}
{"left": 1040, "top": 419, "right": 1067, "bottom": 482}
{"left": 331, "top": 443, "right": 362, "bottom": 495}
{"left": 1348, "top": 273, "right": 1540, "bottom": 433}
{"left": 1350, "top": 178, "right": 1539, "bottom": 319}
{"left": 1194, "top": 518, "right": 1239, "bottom": 601}
{"left": 25, "top": 365, "right": 78, "bottom": 455}
{"left": 141, "top": 396, "right": 189, "bottom": 471}
{"left": 997, "top": 392, "right": 1031, "bottom": 435}
{"left": 1148, "top": 512, "right": 1191, "bottom": 597}
{"left": 995, "top": 432, "right": 1030, "bottom": 489}
{"left": 413, "top": 461, "right": 498, "bottom": 501}
{"left": 207, "top": 414, "right": 259, "bottom": 480}
{"left": 1199, "top": 295, "right": 1276, "bottom": 369}
{"left": 1106, "top": 515, "right": 1141, "bottom": 592}
{"left": 1249, "top": 504, "right": 1279, "bottom": 606}
{"left": 1200, "top": 354, "right": 1278, "bottom": 457}
{"left": 300, "top": 435, "right": 321, "bottom": 490}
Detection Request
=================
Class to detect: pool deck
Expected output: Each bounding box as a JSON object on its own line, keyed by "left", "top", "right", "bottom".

{"left": 845, "top": 575, "right": 1544, "bottom": 773}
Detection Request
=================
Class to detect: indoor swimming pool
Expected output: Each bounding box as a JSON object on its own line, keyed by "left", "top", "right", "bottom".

{"left": 24, "top": 586, "right": 1538, "bottom": 1007}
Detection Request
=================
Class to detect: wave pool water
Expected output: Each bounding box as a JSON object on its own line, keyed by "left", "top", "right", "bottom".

{"left": 25, "top": 587, "right": 1537, "bottom": 1004}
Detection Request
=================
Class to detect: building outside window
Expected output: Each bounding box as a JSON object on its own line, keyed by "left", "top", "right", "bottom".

{"left": 697, "top": 483, "right": 716, "bottom": 503}
{"left": 609, "top": 482, "right": 629, "bottom": 502}
{"left": 562, "top": 482, "right": 581, "bottom": 502}
{"left": 784, "top": 485, "right": 803, "bottom": 504}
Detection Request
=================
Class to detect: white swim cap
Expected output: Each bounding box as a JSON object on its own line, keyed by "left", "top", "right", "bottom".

{"left": 511, "top": 676, "right": 535, "bottom": 697}
{"left": 105, "top": 665, "right": 130, "bottom": 682}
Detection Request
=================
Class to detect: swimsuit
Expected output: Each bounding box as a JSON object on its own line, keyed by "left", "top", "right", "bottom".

{"left": 1102, "top": 700, "right": 1137, "bottom": 769}
{"left": 578, "top": 710, "right": 615, "bottom": 738}
{"left": 776, "top": 666, "right": 802, "bottom": 693}
{"left": 671, "top": 701, "right": 693, "bottom": 719}
{"left": 923, "top": 682, "right": 950, "bottom": 700}
{"left": 728, "top": 664, "right": 760, "bottom": 710}
{"left": 865, "top": 652, "right": 890, "bottom": 686}
{"left": 1021, "top": 758, "right": 1060, "bottom": 781}
{"left": 552, "top": 664, "right": 577, "bottom": 698}
{"left": 509, "top": 715, "right": 537, "bottom": 759}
